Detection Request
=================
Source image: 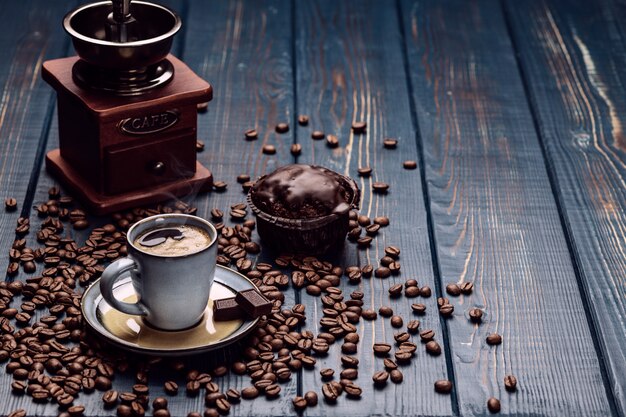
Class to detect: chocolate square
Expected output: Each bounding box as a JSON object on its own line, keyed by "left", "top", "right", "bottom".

{"left": 212, "top": 297, "right": 244, "bottom": 321}
{"left": 235, "top": 289, "right": 272, "bottom": 318}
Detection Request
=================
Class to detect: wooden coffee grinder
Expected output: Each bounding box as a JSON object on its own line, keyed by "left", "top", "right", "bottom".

{"left": 43, "top": 0, "right": 213, "bottom": 214}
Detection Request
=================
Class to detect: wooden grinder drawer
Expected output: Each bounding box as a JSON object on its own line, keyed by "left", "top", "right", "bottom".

{"left": 104, "top": 135, "right": 196, "bottom": 195}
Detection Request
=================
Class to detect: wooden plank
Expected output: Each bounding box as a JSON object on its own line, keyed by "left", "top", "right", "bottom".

{"left": 157, "top": 1, "right": 297, "bottom": 416}
{"left": 503, "top": 0, "right": 626, "bottom": 414}
{"left": 294, "top": 1, "right": 453, "bottom": 416}
{"left": 0, "top": 1, "right": 73, "bottom": 271}
{"left": 399, "top": 0, "right": 616, "bottom": 416}
{"left": 0, "top": 2, "right": 73, "bottom": 416}
{"left": 17, "top": 1, "right": 296, "bottom": 417}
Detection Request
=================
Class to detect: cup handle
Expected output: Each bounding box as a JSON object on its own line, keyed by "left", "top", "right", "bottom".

{"left": 100, "top": 257, "right": 148, "bottom": 317}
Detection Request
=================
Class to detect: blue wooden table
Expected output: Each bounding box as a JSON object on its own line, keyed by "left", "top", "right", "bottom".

{"left": 0, "top": 1, "right": 625, "bottom": 416}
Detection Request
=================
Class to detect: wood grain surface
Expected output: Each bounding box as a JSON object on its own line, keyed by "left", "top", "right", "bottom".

{"left": 503, "top": 1, "right": 626, "bottom": 415}
{"left": 294, "top": 1, "right": 453, "bottom": 416}
{"left": 399, "top": 0, "right": 616, "bottom": 415}
{"left": 0, "top": 0, "right": 73, "bottom": 272}
{"left": 1, "top": 0, "right": 625, "bottom": 416}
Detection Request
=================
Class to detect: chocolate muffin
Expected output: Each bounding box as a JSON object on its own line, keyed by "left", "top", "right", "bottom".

{"left": 248, "top": 164, "right": 359, "bottom": 254}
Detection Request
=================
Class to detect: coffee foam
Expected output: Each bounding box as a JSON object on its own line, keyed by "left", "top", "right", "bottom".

{"left": 134, "top": 224, "right": 211, "bottom": 257}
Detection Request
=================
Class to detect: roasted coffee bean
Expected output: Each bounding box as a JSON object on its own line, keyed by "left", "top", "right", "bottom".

{"left": 7, "top": 410, "right": 26, "bottom": 417}
{"left": 460, "top": 281, "right": 474, "bottom": 294}
{"left": 394, "top": 332, "right": 411, "bottom": 343}
{"left": 446, "top": 283, "right": 461, "bottom": 296}
{"left": 487, "top": 397, "right": 501, "bottom": 413}
{"left": 411, "top": 303, "right": 426, "bottom": 315}
{"left": 116, "top": 405, "right": 132, "bottom": 417}
{"left": 504, "top": 374, "right": 517, "bottom": 392}
{"left": 196, "top": 141, "right": 205, "bottom": 152}
{"left": 372, "top": 182, "right": 389, "bottom": 193}
{"left": 326, "top": 134, "right": 339, "bottom": 148}
{"left": 186, "top": 380, "right": 201, "bottom": 396}
{"left": 205, "top": 392, "right": 226, "bottom": 406}
{"left": 351, "top": 121, "right": 366, "bottom": 133}
{"left": 215, "top": 398, "right": 231, "bottom": 413}
{"left": 275, "top": 123, "right": 289, "bottom": 133}
{"left": 213, "top": 181, "right": 228, "bottom": 192}
{"left": 469, "top": 308, "right": 483, "bottom": 323}
{"left": 439, "top": 304, "right": 454, "bottom": 317}
{"left": 292, "top": 396, "right": 307, "bottom": 410}
{"left": 341, "top": 342, "right": 357, "bottom": 354}
{"left": 297, "top": 115, "right": 309, "bottom": 125}
{"left": 486, "top": 333, "right": 502, "bottom": 345}
{"left": 340, "top": 368, "right": 358, "bottom": 380}
{"left": 133, "top": 384, "right": 149, "bottom": 395}
{"left": 322, "top": 382, "right": 339, "bottom": 401}
{"left": 164, "top": 381, "right": 178, "bottom": 395}
{"left": 263, "top": 144, "right": 277, "bottom": 154}
{"left": 390, "top": 369, "right": 403, "bottom": 383}
{"left": 434, "top": 380, "right": 453, "bottom": 394}
{"left": 405, "top": 286, "right": 420, "bottom": 297}
{"left": 344, "top": 383, "right": 362, "bottom": 398}
{"left": 102, "top": 390, "right": 118, "bottom": 407}
{"left": 372, "top": 370, "right": 389, "bottom": 386}
{"left": 152, "top": 397, "right": 168, "bottom": 410}
{"left": 383, "top": 138, "right": 398, "bottom": 149}
{"left": 390, "top": 315, "right": 403, "bottom": 328}
{"left": 420, "top": 286, "right": 432, "bottom": 297}
{"left": 403, "top": 160, "right": 417, "bottom": 170}
{"left": 302, "top": 391, "right": 317, "bottom": 407}
{"left": 5, "top": 198, "right": 17, "bottom": 211}
{"left": 241, "top": 386, "right": 259, "bottom": 399}
{"left": 290, "top": 143, "right": 302, "bottom": 156}
{"left": 378, "top": 306, "right": 393, "bottom": 317}
{"left": 362, "top": 308, "right": 378, "bottom": 320}
{"left": 407, "top": 319, "right": 420, "bottom": 333}
{"left": 153, "top": 410, "right": 170, "bottom": 417}
{"left": 203, "top": 411, "right": 218, "bottom": 417}
{"left": 341, "top": 355, "right": 359, "bottom": 368}
{"left": 197, "top": 102, "right": 209, "bottom": 112}
{"left": 388, "top": 284, "right": 403, "bottom": 297}
{"left": 320, "top": 368, "right": 334, "bottom": 380}
{"left": 420, "top": 329, "right": 435, "bottom": 342}
{"left": 373, "top": 343, "right": 392, "bottom": 356}
{"left": 311, "top": 130, "right": 325, "bottom": 140}
{"left": 425, "top": 341, "right": 442, "bottom": 356}
{"left": 244, "top": 129, "right": 258, "bottom": 140}
{"left": 357, "top": 166, "right": 372, "bottom": 177}
{"left": 375, "top": 267, "right": 390, "bottom": 278}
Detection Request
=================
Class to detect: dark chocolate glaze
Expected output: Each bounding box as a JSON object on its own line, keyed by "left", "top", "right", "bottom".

{"left": 253, "top": 165, "right": 350, "bottom": 218}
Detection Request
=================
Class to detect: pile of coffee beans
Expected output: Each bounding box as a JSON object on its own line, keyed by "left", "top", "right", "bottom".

{"left": 2, "top": 117, "right": 517, "bottom": 417}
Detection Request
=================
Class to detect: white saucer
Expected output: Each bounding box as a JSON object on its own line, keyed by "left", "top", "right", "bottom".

{"left": 81, "top": 265, "right": 260, "bottom": 356}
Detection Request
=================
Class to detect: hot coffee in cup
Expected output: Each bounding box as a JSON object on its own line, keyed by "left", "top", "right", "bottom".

{"left": 100, "top": 214, "right": 218, "bottom": 331}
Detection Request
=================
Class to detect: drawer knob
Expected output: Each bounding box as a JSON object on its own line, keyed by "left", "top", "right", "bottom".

{"left": 151, "top": 161, "right": 166, "bottom": 175}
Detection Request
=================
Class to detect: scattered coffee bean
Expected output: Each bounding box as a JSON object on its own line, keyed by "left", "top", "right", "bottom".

{"left": 460, "top": 281, "right": 474, "bottom": 294}
{"left": 407, "top": 319, "right": 420, "bottom": 333}
{"left": 297, "top": 115, "right": 309, "bottom": 126}
{"left": 375, "top": 267, "right": 391, "bottom": 278}
{"left": 5, "top": 198, "right": 17, "bottom": 211}
{"left": 164, "top": 381, "right": 178, "bottom": 395}
{"left": 420, "top": 286, "right": 432, "bottom": 297}
{"left": 469, "top": 308, "right": 483, "bottom": 323}
{"left": 352, "top": 121, "right": 367, "bottom": 133}
{"left": 292, "top": 396, "right": 307, "bottom": 410}
{"left": 487, "top": 397, "right": 501, "bottom": 413}
{"left": 446, "top": 283, "right": 461, "bottom": 296}
{"left": 275, "top": 123, "right": 289, "bottom": 133}
{"left": 357, "top": 166, "right": 372, "bottom": 177}
{"left": 403, "top": 160, "right": 417, "bottom": 170}
{"left": 102, "top": 390, "right": 118, "bottom": 408}
{"left": 434, "top": 380, "right": 453, "bottom": 394}
{"left": 388, "top": 284, "right": 403, "bottom": 297}
{"left": 411, "top": 303, "right": 427, "bottom": 315}
{"left": 390, "top": 369, "right": 403, "bottom": 383}
{"left": 425, "top": 341, "right": 442, "bottom": 356}
{"left": 362, "top": 309, "right": 377, "bottom": 320}
{"left": 439, "top": 304, "right": 454, "bottom": 317}
{"left": 486, "top": 333, "right": 503, "bottom": 345}
{"left": 213, "top": 181, "right": 228, "bottom": 192}
{"left": 373, "top": 343, "right": 392, "bottom": 356}
{"left": 420, "top": 329, "right": 435, "bottom": 342}
{"left": 203, "top": 410, "right": 218, "bottom": 417}
{"left": 290, "top": 143, "right": 302, "bottom": 156}
{"left": 196, "top": 141, "right": 205, "bottom": 152}
{"left": 241, "top": 386, "right": 259, "bottom": 399}
{"left": 304, "top": 391, "right": 318, "bottom": 406}
{"left": 153, "top": 397, "right": 168, "bottom": 410}
{"left": 344, "top": 383, "right": 362, "bottom": 398}
{"left": 245, "top": 129, "right": 258, "bottom": 140}
{"left": 320, "top": 368, "right": 334, "bottom": 379}
{"left": 372, "top": 182, "right": 390, "bottom": 193}
{"left": 390, "top": 315, "right": 403, "bottom": 328}
{"left": 504, "top": 374, "right": 517, "bottom": 392}
{"left": 379, "top": 306, "right": 393, "bottom": 317}
{"left": 311, "top": 130, "right": 325, "bottom": 140}
{"left": 326, "top": 134, "right": 339, "bottom": 148}
{"left": 322, "top": 382, "right": 340, "bottom": 401}
{"left": 383, "top": 138, "right": 398, "bottom": 149}
{"left": 372, "top": 370, "right": 389, "bottom": 386}
{"left": 197, "top": 102, "right": 209, "bottom": 112}
{"left": 262, "top": 144, "right": 276, "bottom": 155}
